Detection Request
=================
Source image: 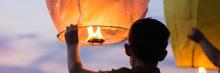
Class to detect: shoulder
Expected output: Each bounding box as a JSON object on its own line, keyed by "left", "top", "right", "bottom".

{"left": 98, "top": 67, "right": 130, "bottom": 73}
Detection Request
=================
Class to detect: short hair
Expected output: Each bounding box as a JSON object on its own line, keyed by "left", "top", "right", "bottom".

{"left": 128, "top": 18, "right": 170, "bottom": 64}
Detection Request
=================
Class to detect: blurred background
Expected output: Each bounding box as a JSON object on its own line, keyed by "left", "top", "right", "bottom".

{"left": 0, "top": 0, "right": 218, "bottom": 73}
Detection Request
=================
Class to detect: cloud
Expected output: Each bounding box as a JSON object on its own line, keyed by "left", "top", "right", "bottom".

{"left": 0, "top": 34, "right": 69, "bottom": 73}
{"left": 80, "top": 43, "right": 130, "bottom": 71}
{"left": 0, "top": 36, "right": 10, "bottom": 49}
{"left": 0, "top": 33, "right": 39, "bottom": 51}
{"left": 0, "top": 66, "right": 44, "bottom": 73}
{"left": 0, "top": 33, "right": 218, "bottom": 73}
{"left": 17, "top": 34, "right": 38, "bottom": 40}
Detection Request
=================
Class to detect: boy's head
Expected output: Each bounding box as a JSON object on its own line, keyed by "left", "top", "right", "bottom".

{"left": 124, "top": 18, "right": 170, "bottom": 65}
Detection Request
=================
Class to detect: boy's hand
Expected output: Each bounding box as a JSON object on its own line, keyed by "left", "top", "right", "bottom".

{"left": 65, "top": 24, "right": 79, "bottom": 45}
{"left": 188, "top": 28, "right": 206, "bottom": 43}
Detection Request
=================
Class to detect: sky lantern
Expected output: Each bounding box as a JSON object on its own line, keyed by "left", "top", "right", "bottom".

{"left": 46, "top": 0, "right": 148, "bottom": 46}
{"left": 164, "top": 0, "right": 220, "bottom": 70}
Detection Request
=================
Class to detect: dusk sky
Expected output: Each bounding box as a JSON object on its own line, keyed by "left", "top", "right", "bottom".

{"left": 0, "top": 0, "right": 218, "bottom": 73}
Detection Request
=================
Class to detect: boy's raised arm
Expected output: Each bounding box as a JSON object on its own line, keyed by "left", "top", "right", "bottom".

{"left": 65, "top": 24, "right": 96, "bottom": 73}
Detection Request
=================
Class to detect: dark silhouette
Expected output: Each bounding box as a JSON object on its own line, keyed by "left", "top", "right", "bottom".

{"left": 65, "top": 18, "right": 170, "bottom": 73}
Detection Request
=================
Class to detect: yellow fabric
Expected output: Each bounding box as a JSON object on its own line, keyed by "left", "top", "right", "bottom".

{"left": 46, "top": 0, "right": 148, "bottom": 46}
{"left": 164, "top": 0, "right": 220, "bottom": 70}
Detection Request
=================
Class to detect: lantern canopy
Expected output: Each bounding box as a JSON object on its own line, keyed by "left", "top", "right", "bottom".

{"left": 164, "top": 0, "right": 220, "bottom": 70}
{"left": 46, "top": 0, "right": 148, "bottom": 46}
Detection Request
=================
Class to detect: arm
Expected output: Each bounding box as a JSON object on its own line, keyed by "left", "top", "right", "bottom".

{"left": 198, "top": 36, "right": 220, "bottom": 67}
{"left": 65, "top": 24, "right": 96, "bottom": 73}
{"left": 188, "top": 28, "right": 220, "bottom": 67}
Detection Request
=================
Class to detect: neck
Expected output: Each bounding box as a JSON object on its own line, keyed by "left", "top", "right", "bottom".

{"left": 132, "top": 58, "right": 158, "bottom": 67}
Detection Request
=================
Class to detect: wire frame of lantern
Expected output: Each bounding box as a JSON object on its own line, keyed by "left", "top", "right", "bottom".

{"left": 57, "top": 25, "right": 129, "bottom": 46}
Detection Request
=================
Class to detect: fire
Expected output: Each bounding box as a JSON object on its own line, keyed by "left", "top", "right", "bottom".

{"left": 86, "top": 26, "right": 105, "bottom": 44}
{"left": 198, "top": 67, "right": 207, "bottom": 73}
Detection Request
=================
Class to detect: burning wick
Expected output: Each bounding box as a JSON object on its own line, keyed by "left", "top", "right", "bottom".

{"left": 198, "top": 67, "right": 207, "bottom": 73}
{"left": 86, "top": 26, "right": 105, "bottom": 45}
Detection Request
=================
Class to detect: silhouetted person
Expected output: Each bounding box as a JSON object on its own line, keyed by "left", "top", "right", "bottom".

{"left": 65, "top": 18, "right": 170, "bottom": 73}
{"left": 188, "top": 28, "right": 220, "bottom": 72}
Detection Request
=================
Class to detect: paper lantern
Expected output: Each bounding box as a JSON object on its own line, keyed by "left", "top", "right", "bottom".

{"left": 46, "top": 0, "right": 148, "bottom": 46}
{"left": 164, "top": 0, "right": 220, "bottom": 70}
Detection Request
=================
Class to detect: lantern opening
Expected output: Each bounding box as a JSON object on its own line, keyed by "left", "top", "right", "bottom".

{"left": 86, "top": 26, "right": 105, "bottom": 45}
{"left": 198, "top": 67, "right": 207, "bottom": 73}
{"left": 56, "top": 25, "right": 129, "bottom": 46}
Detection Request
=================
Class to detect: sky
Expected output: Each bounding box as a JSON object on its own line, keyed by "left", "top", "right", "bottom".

{"left": 0, "top": 0, "right": 218, "bottom": 73}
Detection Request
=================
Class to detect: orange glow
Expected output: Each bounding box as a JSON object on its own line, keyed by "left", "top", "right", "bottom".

{"left": 165, "top": 0, "right": 220, "bottom": 70}
{"left": 198, "top": 67, "right": 207, "bottom": 73}
{"left": 46, "top": 0, "right": 148, "bottom": 46}
{"left": 86, "top": 26, "right": 105, "bottom": 44}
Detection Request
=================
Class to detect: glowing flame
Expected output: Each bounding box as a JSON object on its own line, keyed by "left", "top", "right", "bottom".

{"left": 198, "top": 67, "right": 207, "bottom": 73}
{"left": 86, "top": 26, "right": 105, "bottom": 44}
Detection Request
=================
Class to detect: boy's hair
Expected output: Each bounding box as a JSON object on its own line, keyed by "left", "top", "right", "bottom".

{"left": 129, "top": 18, "right": 170, "bottom": 64}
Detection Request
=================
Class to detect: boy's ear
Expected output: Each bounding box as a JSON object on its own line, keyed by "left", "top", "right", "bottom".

{"left": 124, "top": 43, "right": 132, "bottom": 56}
{"left": 159, "top": 50, "right": 167, "bottom": 61}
